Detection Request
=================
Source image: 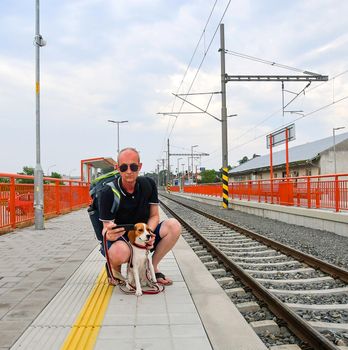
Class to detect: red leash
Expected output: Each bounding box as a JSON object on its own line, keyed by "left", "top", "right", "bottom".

{"left": 103, "top": 232, "right": 164, "bottom": 294}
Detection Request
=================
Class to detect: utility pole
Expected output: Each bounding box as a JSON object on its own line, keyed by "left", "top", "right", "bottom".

{"left": 162, "top": 158, "right": 165, "bottom": 186}
{"left": 191, "top": 145, "right": 198, "bottom": 183}
{"left": 177, "top": 158, "right": 182, "bottom": 175}
{"left": 156, "top": 163, "right": 160, "bottom": 186}
{"left": 167, "top": 139, "right": 170, "bottom": 186}
{"left": 34, "top": 0, "right": 46, "bottom": 230}
{"left": 220, "top": 23, "right": 229, "bottom": 209}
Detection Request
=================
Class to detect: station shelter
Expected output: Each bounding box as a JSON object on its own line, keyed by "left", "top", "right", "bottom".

{"left": 80, "top": 157, "right": 117, "bottom": 183}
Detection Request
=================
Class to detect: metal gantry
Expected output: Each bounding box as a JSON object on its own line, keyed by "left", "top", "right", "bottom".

{"left": 219, "top": 24, "right": 328, "bottom": 208}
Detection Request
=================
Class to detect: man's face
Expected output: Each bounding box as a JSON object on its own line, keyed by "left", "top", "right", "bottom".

{"left": 117, "top": 150, "right": 142, "bottom": 184}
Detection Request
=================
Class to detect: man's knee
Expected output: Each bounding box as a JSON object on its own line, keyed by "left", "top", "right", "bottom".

{"left": 108, "top": 241, "right": 130, "bottom": 263}
{"left": 161, "top": 218, "right": 181, "bottom": 239}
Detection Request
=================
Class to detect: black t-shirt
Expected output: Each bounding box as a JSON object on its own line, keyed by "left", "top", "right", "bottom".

{"left": 98, "top": 176, "right": 159, "bottom": 224}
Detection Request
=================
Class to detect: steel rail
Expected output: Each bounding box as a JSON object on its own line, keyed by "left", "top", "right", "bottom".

{"left": 162, "top": 194, "right": 348, "bottom": 283}
{"left": 160, "top": 196, "right": 341, "bottom": 350}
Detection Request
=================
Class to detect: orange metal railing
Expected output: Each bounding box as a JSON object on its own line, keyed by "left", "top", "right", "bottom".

{"left": 0, "top": 173, "right": 90, "bottom": 233}
{"left": 177, "top": 174, "right": 348, "bottom": 212}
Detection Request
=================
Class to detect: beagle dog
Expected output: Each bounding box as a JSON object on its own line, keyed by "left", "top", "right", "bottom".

{"left": 126, "top": 223, "right": 157, "bottom": 296}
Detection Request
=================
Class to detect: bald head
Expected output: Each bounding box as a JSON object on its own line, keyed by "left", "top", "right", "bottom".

{"left": 118, "top": 147, "right": 140, "bottom": 163}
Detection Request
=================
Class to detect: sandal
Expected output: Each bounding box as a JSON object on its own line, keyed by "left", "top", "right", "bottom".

{"left": 155, "top": 272, "right": 173, "bottom": 286}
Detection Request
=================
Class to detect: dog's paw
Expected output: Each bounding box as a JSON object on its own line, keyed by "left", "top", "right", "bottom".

{"left": 135, "top": 289, "right": 142, "bottom": 296}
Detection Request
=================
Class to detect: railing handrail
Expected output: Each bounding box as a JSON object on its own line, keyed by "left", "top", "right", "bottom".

{"left": 173, "top": 173, "right": 348, "bottom": 212}
{"left": 0, "top": 172, "right": 90, "bottom": 233}
{"left": 0, "top": 172, "right": 87, "bottom": 184}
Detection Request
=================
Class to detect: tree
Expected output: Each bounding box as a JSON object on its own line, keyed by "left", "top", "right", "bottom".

{"left": 50, "top": 171, "right": 62, "bottom": 179}
{"left": 17, "top": 166, "right": 35, "bottom": 184}
{"left": 200, "top": 169, "right": 218, "bottom": 183}
{"left": 20, "top": 166, "right": 34, "bottom": 176}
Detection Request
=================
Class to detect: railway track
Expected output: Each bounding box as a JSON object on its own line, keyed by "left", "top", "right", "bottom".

{"left": 159, "top": 193, "right": 348, "bottom": 350}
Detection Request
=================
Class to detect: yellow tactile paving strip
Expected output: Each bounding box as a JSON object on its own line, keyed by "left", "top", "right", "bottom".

{"left": 60, "top": 268, "right": 113, "bottom": 350}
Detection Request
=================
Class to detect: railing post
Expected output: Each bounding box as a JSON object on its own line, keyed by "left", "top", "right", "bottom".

{"left": 55, "top": 180, "right": 60, "bottom": 215}
{"left": 335, "top": 175, "right": 340, "bottom": 212}
{"left": 258, "top": 180, "right": 261, "bottom": 203}
{"left": 270, "top": 178, "right": 274, "bottom": 204}
{"left": 9, "top": 176, "right": 16, "bottom": 228}
{"left": 307, "top": 177, "right": 311, "bottom": 209}
{"left": 69, "top": 181, "right": 73, "bottom": 210}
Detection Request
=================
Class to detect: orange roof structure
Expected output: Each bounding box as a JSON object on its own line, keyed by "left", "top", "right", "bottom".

{"left": 80, "top": 157, "right": 117, "bottom": 182}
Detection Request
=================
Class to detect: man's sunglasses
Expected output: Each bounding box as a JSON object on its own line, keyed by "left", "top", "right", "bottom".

{"left": 118, "top": 163, "right": 139, "bottom": 172}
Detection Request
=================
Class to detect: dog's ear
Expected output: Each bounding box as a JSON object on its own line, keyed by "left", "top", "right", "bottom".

{"left": 128, "top": 230, "right": 135, "bottom": 244}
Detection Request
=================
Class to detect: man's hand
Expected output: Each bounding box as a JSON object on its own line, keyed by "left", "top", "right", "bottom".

{"left": 146, "top": 230, "right": 156, "bottom": 250}
{"left": 103, "top": 222, "right": 125, "bottom": 241}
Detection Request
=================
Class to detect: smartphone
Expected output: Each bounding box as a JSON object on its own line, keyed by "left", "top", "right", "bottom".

{"left": 112, "top": 224, "right": 135, "bottom": 231}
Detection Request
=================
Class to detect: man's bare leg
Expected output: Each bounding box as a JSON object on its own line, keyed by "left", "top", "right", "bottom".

{"left": 108, "top": 240, "right": 130, "bottom": 278}
{"left": 152, "top": 218, "right": 181, "bottom": 284}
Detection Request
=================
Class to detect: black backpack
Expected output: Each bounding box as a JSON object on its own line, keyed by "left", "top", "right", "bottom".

{"left": 87, "top": 170, "right": 121, "bottom": 244}
{"left": 87, "top": 172, "right": 153, "bottom": 244}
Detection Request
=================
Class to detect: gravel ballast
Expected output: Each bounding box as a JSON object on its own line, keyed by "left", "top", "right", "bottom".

{"left": 166, "top": 193, "right": 348, "bottom": 270}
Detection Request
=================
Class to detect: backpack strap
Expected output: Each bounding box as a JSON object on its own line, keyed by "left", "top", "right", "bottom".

{"left": 106, "top": 181, "right": 121, "bottom": 213}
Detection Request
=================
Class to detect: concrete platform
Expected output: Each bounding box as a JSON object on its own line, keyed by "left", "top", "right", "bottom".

{"left": 0, "top": 208, "right": 267, "bottom": 350}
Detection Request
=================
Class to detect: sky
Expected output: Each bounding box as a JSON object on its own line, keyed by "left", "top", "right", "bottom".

{"left": 1, "top": 0, "right": 347, "bottom": 178}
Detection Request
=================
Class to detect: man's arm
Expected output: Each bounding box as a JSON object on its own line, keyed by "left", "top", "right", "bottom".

{"left": 147, "top": 204, "right": 159, "bottom": 232}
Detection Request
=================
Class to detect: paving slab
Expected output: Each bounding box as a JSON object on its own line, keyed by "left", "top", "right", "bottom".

{"left": 0, "top": 209, "right": 97, "bottom": 349}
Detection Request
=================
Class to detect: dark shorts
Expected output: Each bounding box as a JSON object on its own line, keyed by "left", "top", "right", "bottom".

{"left": 100, "top": 221, "right": 163, "bottom": 257}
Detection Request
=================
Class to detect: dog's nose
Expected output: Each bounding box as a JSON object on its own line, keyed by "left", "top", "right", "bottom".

{"left": 146, "top": 234, "right": 151, "bottom": 240}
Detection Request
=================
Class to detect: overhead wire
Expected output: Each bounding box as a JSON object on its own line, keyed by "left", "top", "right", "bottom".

{"left": 221, "top": 51, "right": 348, "bottom": 161}
{"left": 225, "top": 50, "right": 318, "bottom": 75}
{"left": 203, "top": 70, "right": 348, "bottom": 165}
{"left": 157, "top": 0, "right": 218, "bottom": 160}
{"left": 227, "top": 93, "right": 348, "bottom": 154}
{"left": 307, "top": 69, "right": 348, "bottom": 92}
{"left": 159, "top": 0, "right": 232, "bottom": 160}
{"left": 159, "top": 4, "right": 348, "bottom": 169}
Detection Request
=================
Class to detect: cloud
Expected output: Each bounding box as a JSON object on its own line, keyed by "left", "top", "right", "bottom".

{"left": 1, "top": 0, "right": 348, "bottom": 176}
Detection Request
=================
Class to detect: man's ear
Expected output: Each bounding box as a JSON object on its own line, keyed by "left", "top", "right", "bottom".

{"left": 138, "top": 163, "right": 142, "bottom": 171}
{"left": 128, "top": 230, "right": 135, "bottom": 244}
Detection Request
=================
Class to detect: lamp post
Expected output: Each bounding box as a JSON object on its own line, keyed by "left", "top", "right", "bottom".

{"left": 46, "top": 164, "right": 56, "bottom": 177}
{"left": 181, "top": 163, "right": 185, "bottom": 187}
{"left": 177, "top": 158, "right": 182, "bottom": 176}
{"left": 107, "top": 120, "right": 128, "bottom": 156}
{"left": 34, "top": 0, "right": 46, "bottom": 230}
{"left": 191, "top": 145, "right": 198, "bottom": 183}
{"left": 333, "top": 127, "right": 345, "bottom": 173}
{"left": 68, "top": 168, "right": 77, "bottom": 179}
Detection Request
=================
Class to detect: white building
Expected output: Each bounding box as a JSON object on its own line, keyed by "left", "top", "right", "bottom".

{"left": 230, "top": 132, "right": 348, "bottom": 181}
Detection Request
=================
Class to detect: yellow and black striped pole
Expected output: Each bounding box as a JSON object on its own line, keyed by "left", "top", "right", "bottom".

{"left": 167, "top": 182, "right": 171, "bottom": 193}
{"left": 222, "top": 167, "right": 229, "bottom": 208}
{"left": 220, "top": 24, "right": 229, "bottom": 209}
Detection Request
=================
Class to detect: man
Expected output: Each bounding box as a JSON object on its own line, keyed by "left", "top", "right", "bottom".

{"left": 98, "top": 147, "right": 181, "bottom": 285}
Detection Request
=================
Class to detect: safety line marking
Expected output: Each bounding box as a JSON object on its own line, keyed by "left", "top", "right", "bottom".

{"left": 60, "top": 268, "right": 113, "bottom": 350}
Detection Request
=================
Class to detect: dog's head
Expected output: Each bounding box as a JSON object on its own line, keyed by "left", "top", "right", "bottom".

{"left": 128, "top": 223, "right": 154, "bottom": 247}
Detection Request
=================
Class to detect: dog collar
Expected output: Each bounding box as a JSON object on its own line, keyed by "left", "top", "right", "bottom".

{"left": 133, "top": 242, "right": 148, "bottom": 250}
